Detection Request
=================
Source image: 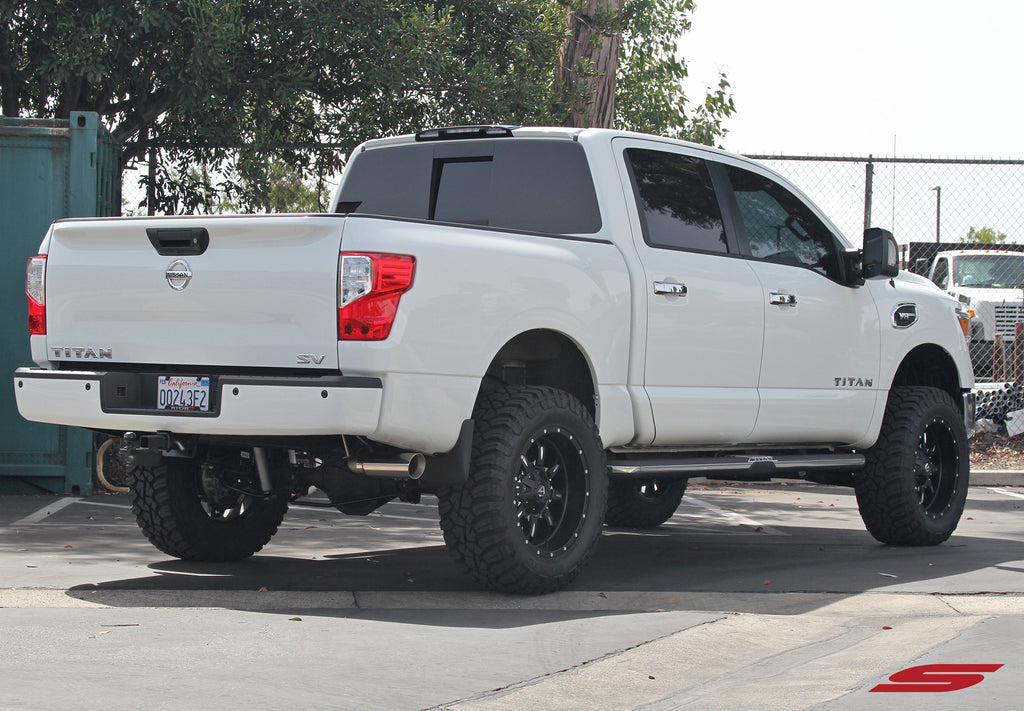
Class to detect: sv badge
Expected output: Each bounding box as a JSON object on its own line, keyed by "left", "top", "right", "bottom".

{"left": 296, "top": 354, "right": 326, "bottom": 365}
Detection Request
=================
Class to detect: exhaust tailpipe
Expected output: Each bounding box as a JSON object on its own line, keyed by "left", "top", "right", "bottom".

{"left": 347, "top": 453, "right": 426, "bottom": 480}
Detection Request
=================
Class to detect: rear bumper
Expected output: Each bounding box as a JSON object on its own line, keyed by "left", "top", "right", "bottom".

{"left": 13, "top": 368, "right": 382, "bottom": 437}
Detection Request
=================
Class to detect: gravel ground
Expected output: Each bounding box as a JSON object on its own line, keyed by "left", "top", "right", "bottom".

{"left": 970, "top": 431, "right": 1024, "bottom": 470}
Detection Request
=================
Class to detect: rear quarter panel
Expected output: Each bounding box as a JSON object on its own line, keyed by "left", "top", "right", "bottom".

{"left": 337, "top": 216, "right": 634, "bottom": 452}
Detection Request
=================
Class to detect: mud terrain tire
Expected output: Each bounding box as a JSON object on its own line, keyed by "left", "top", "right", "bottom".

{"left": 130, "top": 456, "right": 288, "bottom": 561}
{"left": 439, "top": 386, "right": 608, "bottom": 594}
{"left": 855, "top": 386, "right": 969, "bottom": 546}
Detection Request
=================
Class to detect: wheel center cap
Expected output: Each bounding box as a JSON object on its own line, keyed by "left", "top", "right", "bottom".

{"left": 520, "top": 468, "right": 551, "bottom": 512}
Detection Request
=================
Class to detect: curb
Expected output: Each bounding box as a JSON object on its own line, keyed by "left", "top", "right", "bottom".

{"left": 969, "top": 469, "right": 1024, "bottom": 487}
{"left": 3, "top": 588, "right": 1023, "bottom": 614}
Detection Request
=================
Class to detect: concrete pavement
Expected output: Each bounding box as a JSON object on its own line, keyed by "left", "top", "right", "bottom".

{"left": 2, "top": 483, "right": 1023, "bottom": 710}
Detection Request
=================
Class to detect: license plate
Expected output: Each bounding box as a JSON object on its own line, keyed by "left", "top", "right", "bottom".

{"left": 157, "top": 376, "right": 210, "bottom": 412}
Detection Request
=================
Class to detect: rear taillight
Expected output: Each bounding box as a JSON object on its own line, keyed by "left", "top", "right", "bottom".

{"left": 338, "top": 252, "right": 415, "bottom": 340}
{"left": 26, "top": 255, "right": 46, "bottom": 335}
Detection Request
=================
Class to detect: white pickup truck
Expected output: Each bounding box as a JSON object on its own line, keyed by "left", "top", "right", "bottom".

{"left": 15, "top": 126, "right": 975, "bottom": 593}
{"left": 928, "top": 249, "right": 1024, "bottom": 375}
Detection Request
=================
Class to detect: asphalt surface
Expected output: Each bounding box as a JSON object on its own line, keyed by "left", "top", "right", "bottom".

{"left": 2, "top": 481, "right": 1023, "bottom": 710}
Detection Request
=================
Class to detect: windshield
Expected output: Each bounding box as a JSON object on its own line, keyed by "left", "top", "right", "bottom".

{"left": 952, "top": 255, "right": 1024, "bottom": 288}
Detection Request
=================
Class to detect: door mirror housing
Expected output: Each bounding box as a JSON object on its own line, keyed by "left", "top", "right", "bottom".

{"left": 863, "top": 228, "right": 899, "bottom": 278}
{"left": 843, "top": 249, "right": 865, "bottom": 287}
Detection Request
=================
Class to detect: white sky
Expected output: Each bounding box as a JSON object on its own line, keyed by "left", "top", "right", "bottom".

{"left": 683, "top": 0, "right": 1024, "bottom": 158}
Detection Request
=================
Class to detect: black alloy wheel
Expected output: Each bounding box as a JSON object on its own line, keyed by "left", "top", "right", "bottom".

{"left": 515, "top": 426, "right": 590, "bottom": 555}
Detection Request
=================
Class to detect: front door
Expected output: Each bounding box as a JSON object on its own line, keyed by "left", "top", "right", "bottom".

{"left": 718, "top": 162, "right": 880, "bottom": 444}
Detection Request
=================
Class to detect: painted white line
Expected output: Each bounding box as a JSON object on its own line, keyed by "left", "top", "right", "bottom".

{"left": 988, "top": 487, "right": 1024, "bottom": 500}
{"left": 76, "top": 500, "right": 132, "bottom": 510}
{"left": 387, "top": 501, "right": 439, "bottom": 510}
{"left": 681, "top": 495, "right": 789, "bottom": 536}
{"left": 287, "top": 505, "right": 340, "bottom": 515}
{"left": 369, "top": 512, "right": 439, "bottom": 523}
{"left": 9, "top": 523, "right": 137, "bottom": 528}
{"left": 12, "top": 497, "right": 81, "bottom": 526}
{"left": 288, "top": 501, "right": 439, "bottom": 523}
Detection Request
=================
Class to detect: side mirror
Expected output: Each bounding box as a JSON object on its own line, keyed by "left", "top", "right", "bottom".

{"left": 863, "top": 227, "right": 899, "bottom": 278}
{"left": 843, "top": 249, "right": 865, "bottom": 287}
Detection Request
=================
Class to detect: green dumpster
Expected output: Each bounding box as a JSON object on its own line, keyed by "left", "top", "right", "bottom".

{"left": 0, "top": 112, "right": 121, "bottom": 494}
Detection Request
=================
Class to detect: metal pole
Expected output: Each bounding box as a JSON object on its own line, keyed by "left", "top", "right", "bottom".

{"left": 863, "top": 157, "right": 874, "bottom": 232}
{"left": 932, "top": 186, "right": 941, "bottom": 242}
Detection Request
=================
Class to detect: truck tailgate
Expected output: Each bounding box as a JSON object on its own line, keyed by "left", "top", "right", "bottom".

{"left": 42, "top": 215, "right": 345, "bottom": 370}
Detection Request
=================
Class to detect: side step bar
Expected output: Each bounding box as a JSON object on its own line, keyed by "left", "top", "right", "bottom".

{"left": 608, "top": 453, "right": 865, "bottom": 480}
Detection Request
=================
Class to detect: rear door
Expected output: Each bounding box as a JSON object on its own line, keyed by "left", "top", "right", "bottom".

{"left": 615, "top": 138, "right": 764, "bottom": 445}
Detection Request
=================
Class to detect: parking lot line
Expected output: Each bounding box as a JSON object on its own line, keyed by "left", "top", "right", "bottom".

{"left": 682, "top": 495, "right": 789, "bottom": 536}
{"left": 12, "top": 497, "right": 81, "bottom": 526}
{"left": 76, "top": 500, "right": 132, "bottom": 510}
{"left": 988, "top": 487, "right": 1024, "bottom": 500}
{"left": 8, "top": 492, "right": 791, "bottom": 535}
{"left": 369, "top": 512, "right": 439, "bottom": 522}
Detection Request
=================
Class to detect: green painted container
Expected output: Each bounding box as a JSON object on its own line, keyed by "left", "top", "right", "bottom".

{"left": 0, "top": 112, "right": 121, "bottom": 494}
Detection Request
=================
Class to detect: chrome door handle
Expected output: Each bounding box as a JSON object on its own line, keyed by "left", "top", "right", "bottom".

{"left": 769, "top": 292, "right": 797, "bottom": 306}
{"left": 654, "top": 281, "right": 687, "bottom": 296}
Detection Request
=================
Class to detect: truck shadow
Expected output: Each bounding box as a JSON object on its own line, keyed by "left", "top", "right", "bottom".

{"left": 63, "top": 522, "right": 1024, "bottom": 624}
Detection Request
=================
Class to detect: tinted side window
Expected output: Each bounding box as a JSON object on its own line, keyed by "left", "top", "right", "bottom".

{"left": 625, "top": 148, "right": 728, "bottom": 253}
{"left": 725, "top": 165, "right": 840, "bottom": 279}
{"left": 490, "top": 141, "right": 601, "bottom": 234}
{"left": 336, "top": 143, "right": 434, "bottom": 220}
{"left": 336, "top": 140, "right": 601, "bottom": 234}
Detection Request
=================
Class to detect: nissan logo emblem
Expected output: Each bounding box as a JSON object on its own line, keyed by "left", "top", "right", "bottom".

{"left": 166, "top": 260, "right": 193, "bottom": 290}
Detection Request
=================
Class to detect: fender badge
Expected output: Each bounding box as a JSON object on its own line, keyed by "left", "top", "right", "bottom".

{"left": 892, "top": 303, "right": 918, "bottom": 329}
{"left": 166, "top": 260, "right": 193, "bottom": 291}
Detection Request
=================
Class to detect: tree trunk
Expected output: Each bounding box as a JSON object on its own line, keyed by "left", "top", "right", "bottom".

{"left": 557, "top": 0, "right": 625, "bottom": 129}
{"left": 0, "top": 63, "right": 19, "bottom": 117}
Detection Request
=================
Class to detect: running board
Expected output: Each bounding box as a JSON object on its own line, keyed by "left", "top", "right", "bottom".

{"left": 608, "top": 453, "right": 865, "bottom": 480}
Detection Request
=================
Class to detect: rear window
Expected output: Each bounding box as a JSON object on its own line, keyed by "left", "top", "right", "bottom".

{"left": 335, "top": 140, "right": 602, "bottom": 235}
{"left": 624, "top": 148, "right": 728, "bottom": 254}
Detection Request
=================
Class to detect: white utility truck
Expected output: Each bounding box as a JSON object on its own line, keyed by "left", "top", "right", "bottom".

{"left": 15, "top": 126, "right": 975, "bottom": 593}
{"left": 928, "top": 249, "right": 1024, "bottom": 375}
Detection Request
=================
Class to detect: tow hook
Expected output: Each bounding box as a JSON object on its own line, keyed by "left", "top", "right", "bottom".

{"left": 120, "top": 431, "right": 194, "bottom": 467}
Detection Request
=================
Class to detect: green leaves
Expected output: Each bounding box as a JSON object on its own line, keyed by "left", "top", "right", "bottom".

{"left": 967, "top": 226, "right": 1009, "bottom": 244}
{"left": 615, "top": 0, "right": 734, "bottom": 145}
{"left": 2, "top": 0, "right": 732, "bottom": 212}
